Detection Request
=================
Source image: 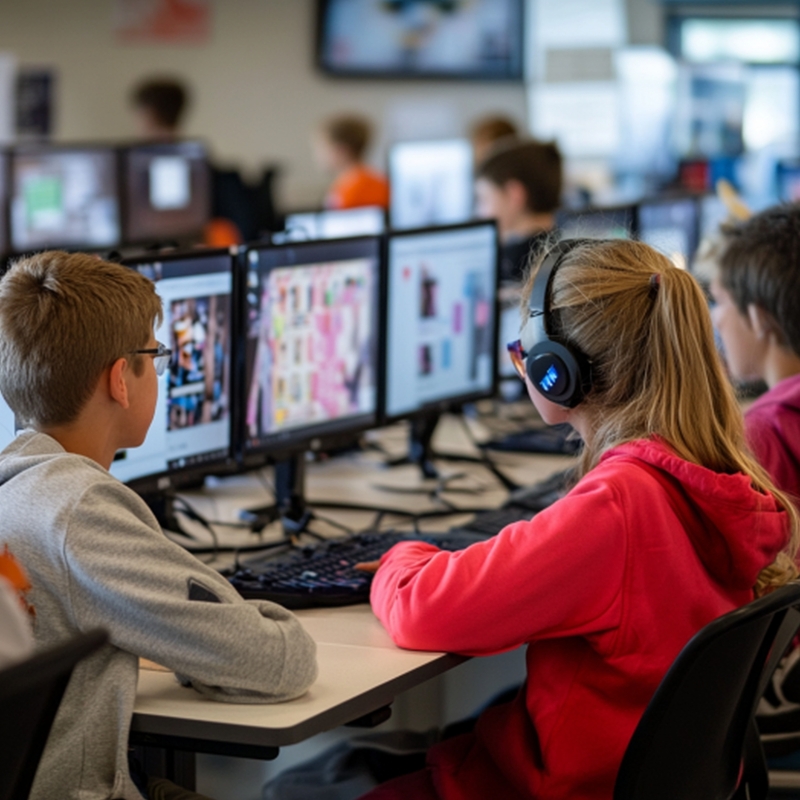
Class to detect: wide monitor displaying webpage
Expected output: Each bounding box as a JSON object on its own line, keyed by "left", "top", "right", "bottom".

{"left": 243, "top": 237, "right": 381, "bottom": 454}
{"left": 385, "top": 223, "right": 498, "bottom": 419}
{"left": 10, "top": 146, "right": 121, "bottom": 252}
{"left": 389, "top": 139, "right": 474, "bottom": 230}
{"left": 111, "top": 251, "right": 234, "bottom": 486}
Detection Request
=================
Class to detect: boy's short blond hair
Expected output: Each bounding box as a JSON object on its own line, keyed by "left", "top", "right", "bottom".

{"left": 0, "top": 251, "right": 163, "bottom": 427}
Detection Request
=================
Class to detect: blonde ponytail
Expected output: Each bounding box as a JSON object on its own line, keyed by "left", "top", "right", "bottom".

{"left": 522, "top": 239, "right": 799, "bottom": 595}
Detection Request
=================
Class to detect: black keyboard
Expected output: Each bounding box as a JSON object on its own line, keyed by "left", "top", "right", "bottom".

{"left": 481, "top": 424, "right": 582, "bottom": 456}
{"left": 451, "top": 468, "right": 571, "bottom": 538}
{"left": 226, "top": 530, "right": 487, "bottom": 609}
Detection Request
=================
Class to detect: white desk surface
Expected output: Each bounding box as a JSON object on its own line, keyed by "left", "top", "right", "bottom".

{"left": 133, "top": 411, "right": 577, "bottom": 750}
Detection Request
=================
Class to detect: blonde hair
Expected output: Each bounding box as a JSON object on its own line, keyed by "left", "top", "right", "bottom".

{"left": 0, "top": 251, "right": 163, "bottom": 427}
{"left": 522, "top": 239, "right": 799, "bottom": 595}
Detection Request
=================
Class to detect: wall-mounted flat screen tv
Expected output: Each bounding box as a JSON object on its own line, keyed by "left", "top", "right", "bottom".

{"left": 317, "top": 0, "right": 524, "bottom": 80}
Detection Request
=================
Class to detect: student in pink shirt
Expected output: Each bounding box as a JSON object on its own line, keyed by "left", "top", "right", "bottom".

{"left": 710, "top": 205, "right": 800, "bottom": 503}
{"left": 358, "top": 238, "right": 799, "bottom": 800}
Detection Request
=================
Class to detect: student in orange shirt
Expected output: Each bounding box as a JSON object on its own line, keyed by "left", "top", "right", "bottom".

{"left": 313, "top": 114, "right": 390, "bottom": 210}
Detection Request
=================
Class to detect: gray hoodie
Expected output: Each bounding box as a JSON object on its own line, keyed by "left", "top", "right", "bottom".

{"left": 0, "top": 431, "right": 317, "bottom": 800}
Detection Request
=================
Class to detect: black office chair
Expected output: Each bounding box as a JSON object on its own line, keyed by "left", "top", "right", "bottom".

{"left": 614, "top": 581, "right": 800, "bottom": 800}
{"left": 0, "top": 628, "right": 108, "bottom": 800}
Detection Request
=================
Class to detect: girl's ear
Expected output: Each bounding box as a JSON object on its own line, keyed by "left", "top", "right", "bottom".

{"left": 107, "top": 358, "right": 131, "bottom": 410}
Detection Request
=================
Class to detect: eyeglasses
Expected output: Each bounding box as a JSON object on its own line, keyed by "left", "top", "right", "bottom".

{"left": 133, "top": 342, "right": 172, "bottom": 377}
{"left": 507, "top": 339, "right": 527, "bottom": 381}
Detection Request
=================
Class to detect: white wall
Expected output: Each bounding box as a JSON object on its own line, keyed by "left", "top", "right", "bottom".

{"left": 0, "top": 0, "right": 528, "bottom": 209}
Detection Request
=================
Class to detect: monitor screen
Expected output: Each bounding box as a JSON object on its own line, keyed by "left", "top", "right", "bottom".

{"left": 698, "top": 194, "right": 729, "bottom": 240}
{"left": 111, "top": 249, "right": 235, "bottom": 490}
{"left": 0, "top": 391, "right": 17, "bottom": 453}
{"left": 557, "top": 206, "right": 635, "bottom": 241}
{"left": 243, "top": 236, "right": 381, "bottom": 456}
{"left": 9, "top": 145, "right": 121, "bottom": 252}
{"left": 122, "top": 141, "right": 211, "bottom": 244}
{"left": 0, "top": 150, "right": 8, "bottom": 256}
{"left": 636, "top": 197, "right": 699, "bottom": 271}
{"left": 389, "top": 139, "right": 473, "bottom": 230}
{"left": 317, "top": 0, "right": 524, "bottom": 80}
{"left": 384, "top": 222, "right": 498, "bottom": 420}
{"left": 279, "top": 206, "right": 386, "bottom": 242}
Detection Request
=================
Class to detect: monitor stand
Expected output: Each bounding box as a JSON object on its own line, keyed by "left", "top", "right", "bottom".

{"left": 240, "top": 449, "right": 474, "bottom": 531}
{"left": 384, "top": 411, "right": 519, "bottom": 491}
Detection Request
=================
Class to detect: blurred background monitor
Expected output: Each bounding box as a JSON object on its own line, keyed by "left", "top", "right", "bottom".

{"left": 556, "top": 205, "right": 635, "bottom": 240}
{"left": 389, "top": 138, "right": 474, "bottom": 230}
{"left": 9, "top": 144, "right": 121, "bottom": 253}
{"left": 777, "top": 159, "right": 800, "bottom": 203}
{"left": 698, "top": 193, "right": 730, "bottom": 241}
{"left": 242, "top": 236, "right": 382, "bottom": 462}
{"left": 0, "top": 391, "right": 17, "bottom": 453}
{"left": 122, "top": 140, "right": 211, "bottom": 245}
{"left": 112, "top": 248, "right": 237, "bottom": 494}
{"left": 276, "top": 205, "right": 386, "bottom": 243}
{"left": 0, "top": 149, "right": 8, "bottom": 258}
{"left": 635, "top": 196, "right": 699, "bottom": 270}
{"left": 317, "top": 0, "right": 524, "bottom": 80}
{"left": 384, "top": 221, "right": 498, "bottom": 421}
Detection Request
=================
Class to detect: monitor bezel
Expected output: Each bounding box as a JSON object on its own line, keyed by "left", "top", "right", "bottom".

{"left": 239, "top": 234, "right": 384, "bottom": 467}
{"left": 119, "top": 139, "right": 212, "bottom": 247}
{"left": 380, "top": 219, "right": 500, "bottom": 426}
{"left": 118, "top": 245, "right": 241, "bottom": 495}
{"left": 8, "top": 141, "right": 123, "bottom": 255}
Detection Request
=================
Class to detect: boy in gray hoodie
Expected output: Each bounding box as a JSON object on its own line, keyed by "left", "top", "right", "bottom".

{"left": 0, "top": 251, "right": 317, "bottom": 800}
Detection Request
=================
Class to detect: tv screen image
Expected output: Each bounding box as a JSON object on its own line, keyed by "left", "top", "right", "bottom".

{"left": 318, "top": 0, "right": 524, "bottom": 79}
{"left": 9, "top": 146, "right": 120, "bottom": 252}
{"left": 244, "top": 238, "right": 381, "bottom": 454}
{"left": 385, "top": 222, "right": 498, "bottom": 419}
{"left": 111, "top": 251, "right": 234, "bottom": 488}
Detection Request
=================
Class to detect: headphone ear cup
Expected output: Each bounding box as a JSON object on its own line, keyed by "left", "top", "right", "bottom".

{"left": 526, "top": 340, "right": 587, "bottom": 408}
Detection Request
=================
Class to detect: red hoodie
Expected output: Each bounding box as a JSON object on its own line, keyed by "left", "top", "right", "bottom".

{"left": 370, "top": 438, "right": 790, "bottom": 800}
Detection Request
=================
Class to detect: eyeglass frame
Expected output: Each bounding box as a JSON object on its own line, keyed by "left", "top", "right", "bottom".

{"left": 132, "top": 342, "right": 172, "bottom": 377}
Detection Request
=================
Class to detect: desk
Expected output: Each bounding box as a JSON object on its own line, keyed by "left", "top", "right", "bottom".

{"left": 131, "top": 412, "right": 577, "bottom": 787}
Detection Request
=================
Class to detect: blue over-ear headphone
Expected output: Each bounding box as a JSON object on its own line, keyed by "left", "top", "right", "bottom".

{"left": 520, "top": 239, "right": 593, "bottom": 408}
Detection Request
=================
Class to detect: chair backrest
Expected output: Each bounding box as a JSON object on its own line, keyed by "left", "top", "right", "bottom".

{"left": 0, "top": 628, "right": 108, "bottom": 800}
{"left": 614, "top": 582, "right": 800, "bottom": 800}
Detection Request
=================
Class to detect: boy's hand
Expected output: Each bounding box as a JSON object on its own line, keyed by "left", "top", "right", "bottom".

{"left": 354, "top": 560, "right": 381, "bottom": 574}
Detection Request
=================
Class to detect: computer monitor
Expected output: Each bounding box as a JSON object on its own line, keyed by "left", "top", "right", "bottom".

{"left": 556, "top": 205, "right": 635, "bottom": 241}
{"left": 0, "top": 391, "right": 17, "bottom": 453}
{"left": 0, "top": 149, "right": 8, "bottom": 258}
{"left": 278, "top": 206, "right": 386, "bottom": 243}
{"left": 242, "top": 236, "right": 382, "bottom": 463}
{"left": 384, "top": 221, "right": 499, "bottom": 422}
{"left": 9, "top": 144, "right": 121, "bottom": 253}
{"left": 777, "top": 160, "right": 800, "bottom": 203}
{"left": 388, "top": 139, "right": 474, "bottom": 230}
{"left": 111, "top": 248, "right": 237, "bottom": 495}
{"left": 636, "top": 196, "right": 700, "bottom": 271}
{"left": 121, "top": 141, "right": 211, "bottom": 245}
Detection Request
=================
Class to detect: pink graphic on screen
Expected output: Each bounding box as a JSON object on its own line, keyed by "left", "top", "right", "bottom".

{"left": 246, "top": 259, "right": 375, "bottom": 437}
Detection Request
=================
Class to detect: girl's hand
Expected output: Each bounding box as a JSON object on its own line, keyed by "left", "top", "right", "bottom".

{"left": 354, "top": 560, "right": 381, "bottom": 573}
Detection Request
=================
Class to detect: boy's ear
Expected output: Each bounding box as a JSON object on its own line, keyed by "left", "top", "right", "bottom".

{"left": 747, "top": 303, "right": 779, "bottom": 342}
{"left": 107, "top": 358, "right": 131, "bottom": 410}
{"left": 504, "top": 179, "right": 529, "bottom": 212}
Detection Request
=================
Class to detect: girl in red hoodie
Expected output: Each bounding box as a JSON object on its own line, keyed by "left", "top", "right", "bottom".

{"left": 359, "top": 238, "right": 800, "bottom": 800}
